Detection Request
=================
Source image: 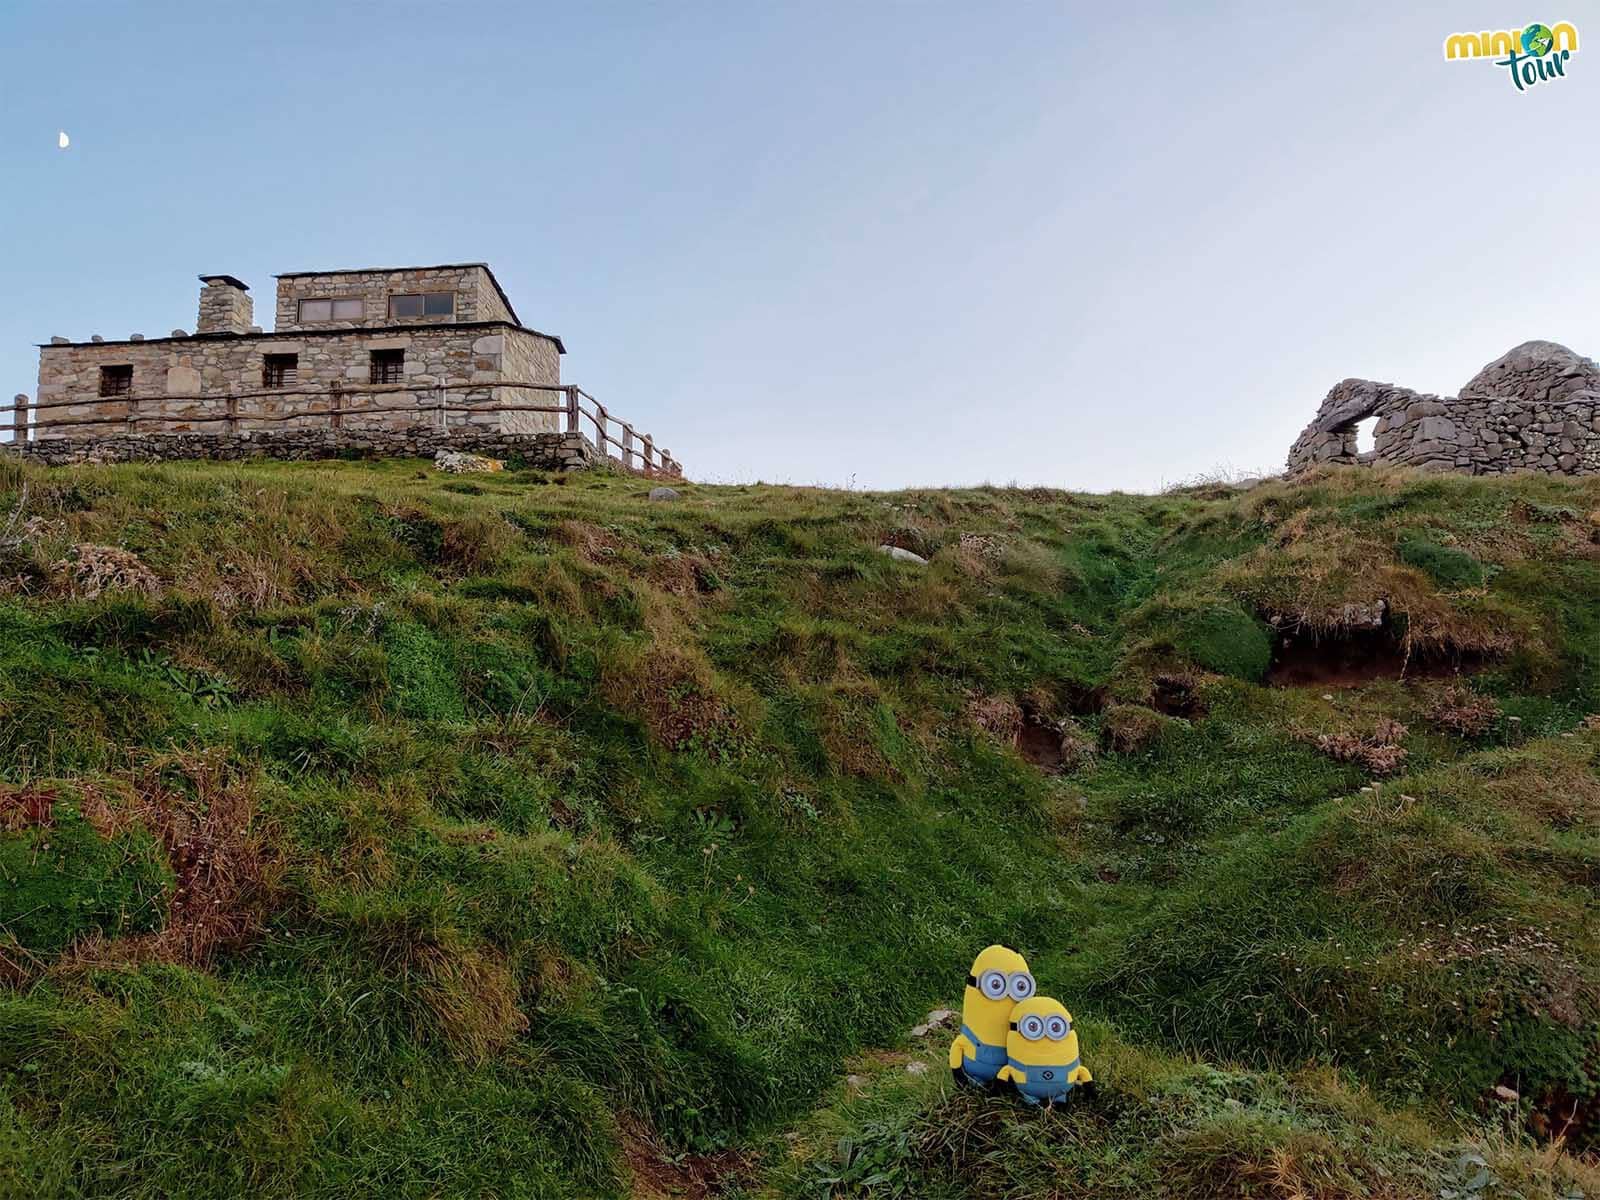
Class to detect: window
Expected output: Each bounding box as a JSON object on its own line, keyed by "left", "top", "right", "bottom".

{"left": 370, "top": 348, "right": 405, "bottom": 384}
{"left": 388, "top": 292, "right": 455, "bottom": 318}
{"left": 297, "top": 297, "right": 364, "bottom": 322}
{"left": 262, "top": 353, "right": 299, "bottom": 388}
{"left": 99, "top": 365, "right": 133, "bottom": 397}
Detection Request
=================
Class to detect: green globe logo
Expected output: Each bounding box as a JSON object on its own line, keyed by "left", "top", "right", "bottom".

{"left": 1522, "top": 23, "right": 1554, "bottom": 55}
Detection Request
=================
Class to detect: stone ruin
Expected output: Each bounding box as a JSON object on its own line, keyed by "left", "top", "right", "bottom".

{"left": 1286, "top": 341, "right": 1600, "bottom": 477}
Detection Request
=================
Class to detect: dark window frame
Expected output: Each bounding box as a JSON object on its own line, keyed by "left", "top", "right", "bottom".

{"left": 370, "top": 348, "right": 405, "bottom": 385}
{"left": 297, "top": 297, "right": 365, "bottom": 322}
{"left": 388, "top": 292, "right": 456, "bottom": 319}
{"left": 99, "top": 364, "right": 133, "bottom": 398}
{"left": 262, "top": 353, "right": 299, "bottom": 389}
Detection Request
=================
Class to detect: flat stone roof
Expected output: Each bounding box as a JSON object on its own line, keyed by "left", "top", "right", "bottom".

{"left": 38, "top": 319, "right": 565, "bottom": 354}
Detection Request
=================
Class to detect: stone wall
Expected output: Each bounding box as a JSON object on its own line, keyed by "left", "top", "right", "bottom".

{"left": 7, "top": 426, "right": 605, "bottom": 471}
{"left": 498, "top": 327, "right": 564, "bottom": 434}
{"left": 1287, "top": 341, "right": 1600, "bottom": 476}
{"left": 34, "top": 323, "right": 559, "bottom": 439}
{"left": 273, "top": 265, "right": 514, "bottom": 331}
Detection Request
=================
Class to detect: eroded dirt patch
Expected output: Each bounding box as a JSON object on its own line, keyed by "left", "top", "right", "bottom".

{"left": 1150, "top": 674, "right": 1206, "bottom": 718}
{"left": 1061, "top": 680, "right": 1108, "bottom": 716}
{"left": 1017, "top": 716, "right": 1065, "bottom": 771}
{"left": 622, "top": 1115, "right": 752, "bottom": 1199}
{"left": 1267, "top": 628, "right": 1486, "bottom": 688}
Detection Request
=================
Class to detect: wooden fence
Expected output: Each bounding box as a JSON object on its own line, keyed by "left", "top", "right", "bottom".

{"left": 8, "top": 382, "right": 681, "bottom": 476}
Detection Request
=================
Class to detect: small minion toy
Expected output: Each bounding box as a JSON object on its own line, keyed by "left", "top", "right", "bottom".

{"left": 997, "top": 997, "right": 1093, "bottom": 1105}
{"left": 948, "top": 945, "right": 1035, "bottom": 1087}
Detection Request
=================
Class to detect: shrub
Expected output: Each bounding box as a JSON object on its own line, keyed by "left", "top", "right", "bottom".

{"left": 1175, "top": 605, "right": 1273, "bottom": 681}
{"left": 1399, "top": 533, "right": 1487, "bottom": 590}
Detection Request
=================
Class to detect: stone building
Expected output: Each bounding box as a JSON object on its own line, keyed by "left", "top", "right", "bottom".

{"left": 1286, "top": 341, "right": 1600, "bottom": 477}
{"left": 30, "top": 264, "right": 566, "bottom": 439}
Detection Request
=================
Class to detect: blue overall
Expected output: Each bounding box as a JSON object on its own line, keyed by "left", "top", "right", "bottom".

{"left": 957, "top": 1024, "right": 1008, "bottom": 1084}
{"left": 1006, "top": 1055, "right": 1081, "bottom": 1105}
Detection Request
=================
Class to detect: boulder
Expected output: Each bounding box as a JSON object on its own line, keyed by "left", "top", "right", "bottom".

{"left": 648, "top": 486, "right": 681, "bottom": 501}
{"left": 434, "top": 450, "right": 504, "bottom": 474}
{"left": 879, "top": 544, "right": 928, "bottom": 566}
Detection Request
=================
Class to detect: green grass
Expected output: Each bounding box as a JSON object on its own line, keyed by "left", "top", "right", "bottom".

{"left": 1, "top": 458, "right": 1598, "bottom": 1197}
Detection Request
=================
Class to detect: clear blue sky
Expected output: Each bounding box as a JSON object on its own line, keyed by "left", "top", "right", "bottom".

{"left": 2, "top": 2, "right": 1594, "bottom": 489}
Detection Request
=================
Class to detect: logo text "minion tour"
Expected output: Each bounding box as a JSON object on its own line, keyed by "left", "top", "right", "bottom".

{"left": 1443, "top": 21, "right": 1579, "bottom": 91}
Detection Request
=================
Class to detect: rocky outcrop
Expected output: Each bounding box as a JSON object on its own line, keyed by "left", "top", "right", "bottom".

{"left": 1287, "top": 342, "right": 1600, "bottom": 477}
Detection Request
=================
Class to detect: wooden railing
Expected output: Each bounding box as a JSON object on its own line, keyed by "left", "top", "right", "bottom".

{"left": 8, "top": 382, "right": 681, "bottom": 476}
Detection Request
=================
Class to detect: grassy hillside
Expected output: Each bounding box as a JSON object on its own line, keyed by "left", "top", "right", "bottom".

{"left": 0, "top": 455, "right": 1597, "bottom": 1199}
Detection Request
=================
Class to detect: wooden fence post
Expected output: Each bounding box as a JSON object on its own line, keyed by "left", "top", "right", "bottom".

{"left": 565, "top": 386, "right": 579, "bottom": 434}
{"left": 331, "top": 386, "right": 344, "bottom": 431}
{"left": 126, "top": 396, "right": 139, "bottom": 434}
{"left": 225, "top": 394, "right": 238, "bottom": 435}
{"left": 642, "top": 434, "right": 655, "bottom": 476}
{"left": 622, "top": 425, "right": 634, "bottom": 471}
{"left": 11, "top": 395, "right": 28, "bottom": 445}
{"left": 594, "top": 403, "right": 607, "bottom": 457}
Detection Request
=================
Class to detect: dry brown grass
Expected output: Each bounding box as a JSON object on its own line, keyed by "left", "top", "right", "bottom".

{"left": 1102, "top": 704, "right": 1170, "bottom": 754}
{"left": 967, "top": 693, "right": 1023, "bottom": 742}
{"left": 0, "top": 784, "right": 58, "bottom": 831}
{"left": 51, "top": 543, "right": 160, "bottom": 599}
{"left": 56, "top": 750, "right": 276, "bottom": 972}
{"left": 948, "top": 536, "right": 1002, "bottom": 582}
{"left": 413, "top": 941, "right": 529, "bottom": 1063}
{"left": 555, "top": 518, "right": 623, "bottom": 563}
{"left": 1298, "top": 721, "right": 1409, "bottom": 777}
{"left": 602, "top": 646, "right": 744, "bottom": 756}
{"left": 438, "top": 513, "right": 516, "bottom": 574}
{"left": 1153, "top": 1127, "right": 1418, "bottom": 1200}
{"left": 202, "top": 550, "right": 319, "bottom": 611}
{"left": 1425, "top": 685, "right": 1501, "bottom": 737}
{"left": 1483, "top": 749, "right": 1600, "bottom": 831}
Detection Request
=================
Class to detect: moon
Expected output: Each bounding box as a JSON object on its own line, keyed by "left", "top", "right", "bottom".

{"left": 58, "top": 131, "right": 70, "bottom": 149}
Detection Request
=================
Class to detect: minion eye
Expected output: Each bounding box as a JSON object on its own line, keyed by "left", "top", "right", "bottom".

{"left": 1007, "top": 972, "right": 1035, "bottom": 1001}
{"left": 1045, "top": 1015, "right": 1068, "bottom": 1040}
{"left": 1020, "top": 1015, "right": 1045, "bottom": 1040}
{"left": 979, "top": 970, "right": 1007, "bottom": 999}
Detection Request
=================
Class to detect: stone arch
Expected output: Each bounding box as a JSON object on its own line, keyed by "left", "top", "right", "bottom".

{"left": 1285, "top": 379, "right": 1418, "bottom": 473}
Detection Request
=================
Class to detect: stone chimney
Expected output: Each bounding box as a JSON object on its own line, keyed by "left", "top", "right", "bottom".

{"left": 196, "top": 275, "right": 253, "bottom": 335}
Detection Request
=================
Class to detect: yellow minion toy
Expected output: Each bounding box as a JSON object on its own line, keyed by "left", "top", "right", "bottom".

{"left": 948, "top": 945, "right": 1035, "bottom": 1087}
{"left": 997, "top": 996, "right": 1092, "bottom": 1105}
